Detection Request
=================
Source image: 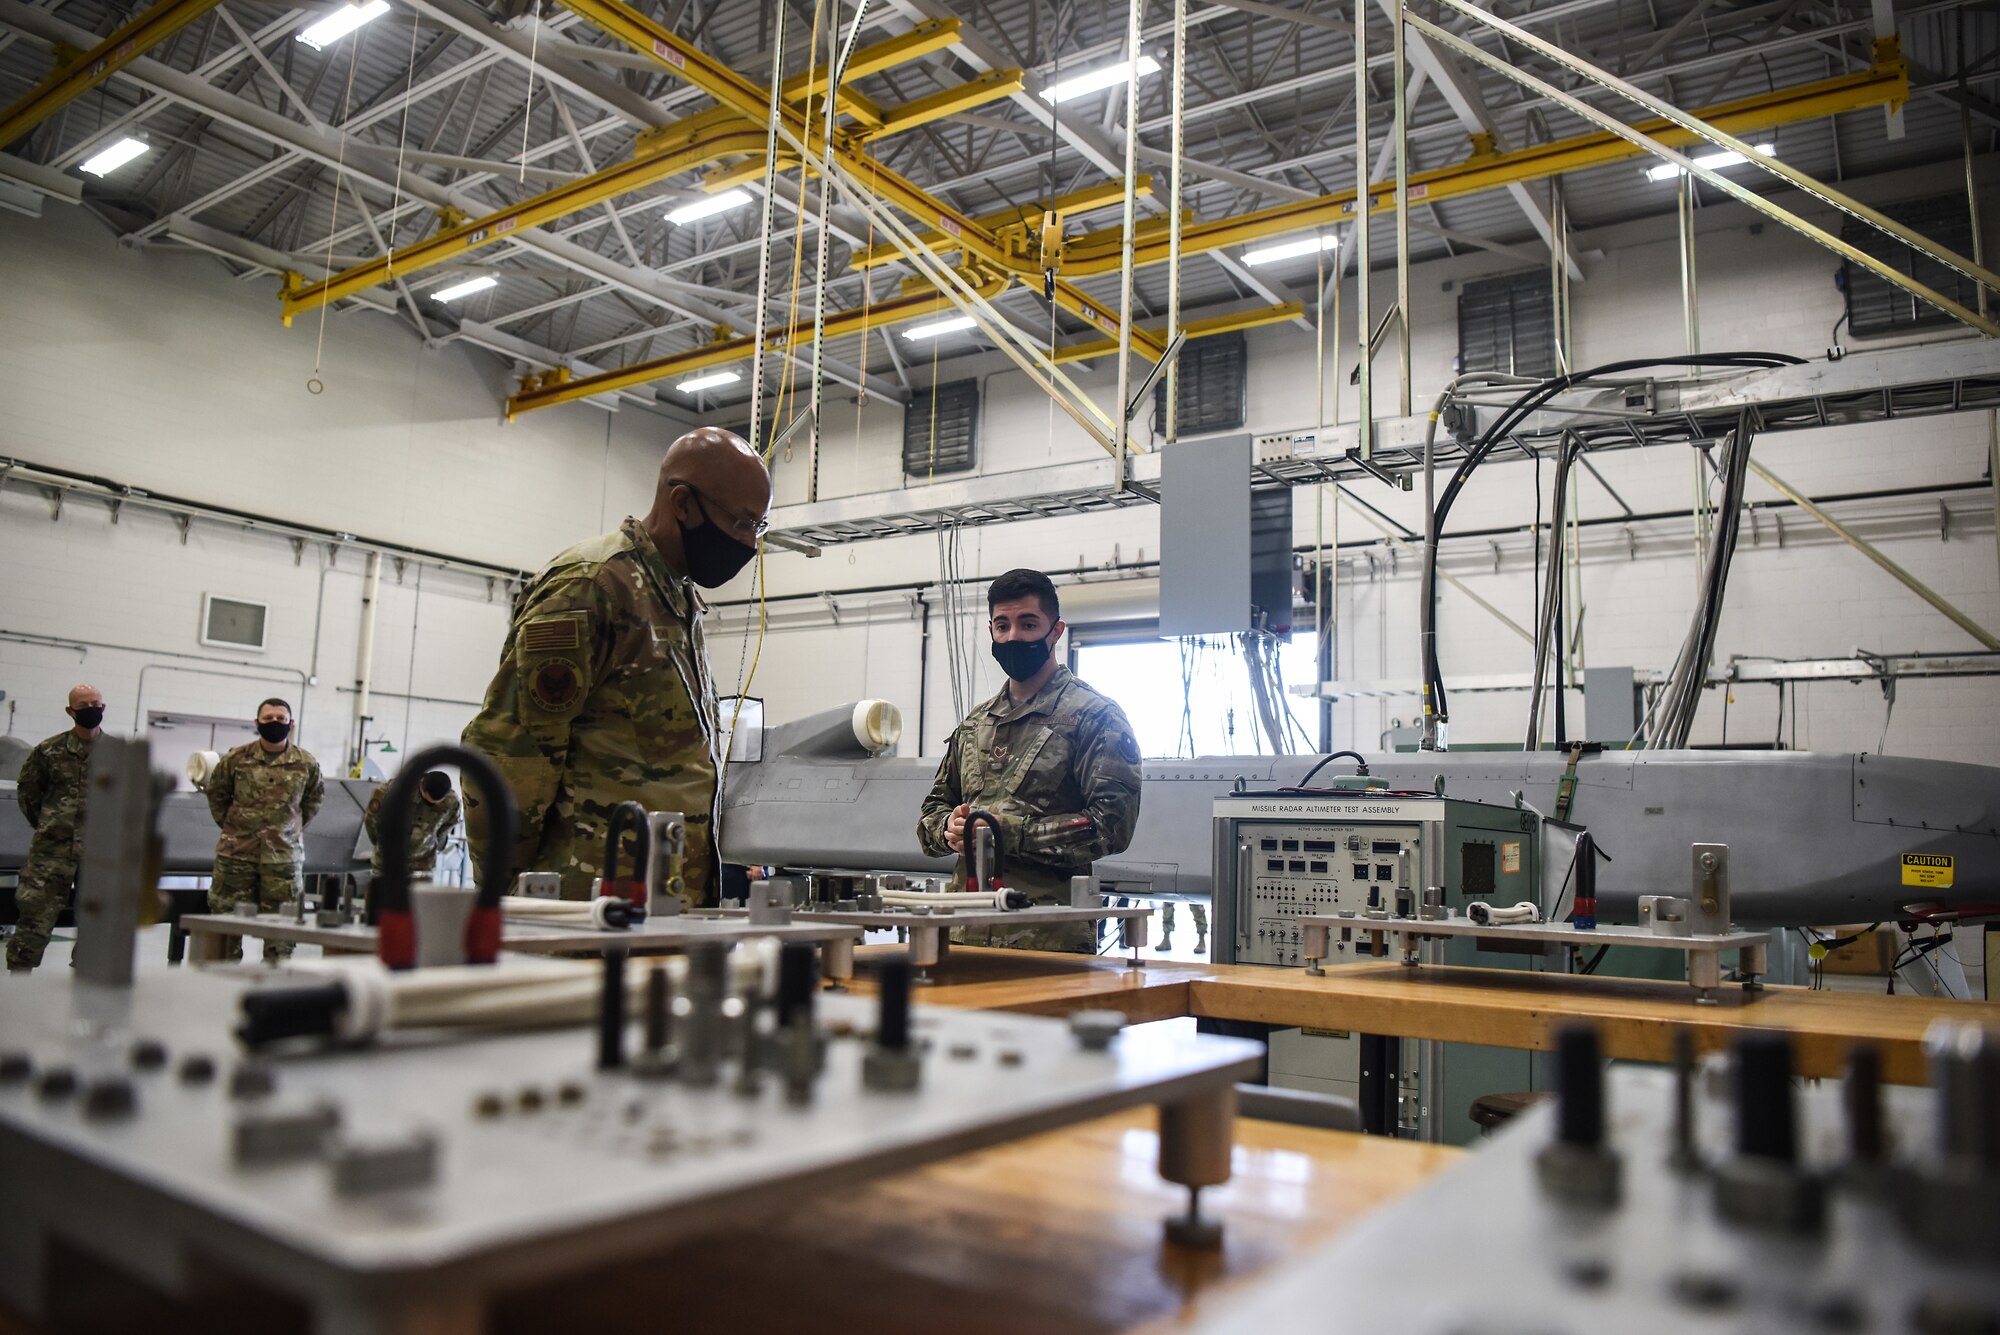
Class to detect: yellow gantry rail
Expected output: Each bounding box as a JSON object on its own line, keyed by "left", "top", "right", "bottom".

{"left": 1052, "top": 302, "right": 1305, "bottom": 363}
{"left": 279, "top": 20, "right": 982, "bottom": 324}
{"left": 505, "top": 277, "right": 1009, "bottom": 418}
{"left": 1052, "top": 56, "right": 1909, "bottom": 274}
{"left": 550, "top": 0, "right": 1146, "bottom": 363}
{"left": 0, "top": 0, "right": 226, "bottom": 148}
{"left": 280, "top": 127, "right": 768, "bottom": 324}
{"left": 474, "top": 0, "right": 1907, "bottom": 418}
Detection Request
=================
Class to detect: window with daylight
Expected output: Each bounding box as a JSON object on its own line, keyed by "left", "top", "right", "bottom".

{"left": 1842, "top": 194, "right": 1979, "bottom": 337}
{"left": 1155, "top": 331, "right": 1247, "bottom": 435}
{"left": 902, "top": 378, "right": 980, "bottom": 477}
{"left": 1457, "top": 270, "right": 1557, "bottom": 377}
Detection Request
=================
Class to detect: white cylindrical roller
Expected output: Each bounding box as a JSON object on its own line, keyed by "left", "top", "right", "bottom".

{"left": 850, "top": 698, "right": 903, "bottom": 753}
{"left": 187, "top": 749, "right": 223, "bottom": 789}
{"left": 880, "top": 889, "right": 1016, "bottom": 911}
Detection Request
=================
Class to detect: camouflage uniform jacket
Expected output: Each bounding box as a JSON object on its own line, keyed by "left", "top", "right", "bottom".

{"left": 917, "top": 666, "right": 1143, "bottom": 898}
{"left": 206, "top": 741, "right": 326, "bottom": 864}
{"left": 461, "top": 516, "right": 722, "bottom": 902}
{"left": 17, "top": 730, "right": 95, "bottom": 862}
{"left": 364, "top": 786, "right": 462, "bottom": 876}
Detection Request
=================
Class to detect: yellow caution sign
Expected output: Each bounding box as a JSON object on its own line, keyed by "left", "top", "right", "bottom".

{"left": 1900, "top": 853, "right": 1954, "bottom": 889}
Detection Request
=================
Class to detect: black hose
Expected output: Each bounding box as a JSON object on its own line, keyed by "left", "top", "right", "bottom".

{"left": 602, "top": 801, "right": 651, "bottom": 890}
{"left": 1423, "top": 353, "right": 1805, "bottom": 721}
{"left": 1296, "top": 751, "right": 1371, "bottom": 787}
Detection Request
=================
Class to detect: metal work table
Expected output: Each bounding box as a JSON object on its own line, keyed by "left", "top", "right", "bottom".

{"left": 176, "top": 911, "right": 865, "bottom": 975}
{"left": 717, "top": 902, "right": 1158, "bottom": 975}
{"left": 1295, "top": 912, "right": 1772, "bottom": 1002}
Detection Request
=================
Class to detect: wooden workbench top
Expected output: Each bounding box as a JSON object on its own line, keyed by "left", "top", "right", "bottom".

{"left": 490, "top": 1110, "right": 1461, "bottom": 1335}
{"left": 0, "top": 1110, "right": 1458, "bottom": 1334}
{"left": 867, "top": 948, "right": 1998, "bottom": 1086}
{"left": 1189, "top": 961, "right": 1993, "bottom": 1085}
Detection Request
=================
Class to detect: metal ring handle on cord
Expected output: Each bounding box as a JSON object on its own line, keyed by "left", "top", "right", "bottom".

{"left": 376, "top": 743, "right": 516, "bottom": 969}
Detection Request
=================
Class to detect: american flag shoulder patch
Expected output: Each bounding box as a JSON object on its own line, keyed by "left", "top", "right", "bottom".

{"left": 519, "top": 614, "right": 584, "bottom": 653}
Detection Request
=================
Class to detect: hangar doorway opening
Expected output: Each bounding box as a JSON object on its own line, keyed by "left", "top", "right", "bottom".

{"left": 1072, "top": 634, "right": 1321, "bottom": 760}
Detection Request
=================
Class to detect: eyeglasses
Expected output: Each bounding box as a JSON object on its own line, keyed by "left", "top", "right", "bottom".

{"left": 673, "top": 480, "right": 770, "bottom": 540}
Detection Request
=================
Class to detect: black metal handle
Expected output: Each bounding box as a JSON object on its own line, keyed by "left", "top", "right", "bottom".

{"left": 966, "top": 808, "right": 1005, "bottom": 886}
{"left": 602, "top": 800, "right": 651, "bottom": 887}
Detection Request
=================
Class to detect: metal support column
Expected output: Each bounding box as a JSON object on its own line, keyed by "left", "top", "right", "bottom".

{"left": 1392, "top": 0, "right": 1411, "bottom": 418}
{"left": 1353, "top": 5, "right": 1372, "bottom": 460}
{"left": 1112, "top": 0, "right": 1145, "bottom": 493}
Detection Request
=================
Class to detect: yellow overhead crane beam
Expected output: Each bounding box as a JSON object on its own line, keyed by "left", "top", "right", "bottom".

{"left": 550, "top": 0, "right": 1156, "bottom": 364}
{"left": 280, "top": 126, "right": 767, "bottom": 325}
{"left": 1052, "top": 302, "right": 1305, "bottom": 363}
{"left": 506, "top": 275, "right": 1009, "bottom": 418}
{"left": 848, "top": 178, "right": 1152, "bottom": 269}
{"left": 278, "top": 21, "right": 990, "bottom": 325}
{"left": 1052, "top": 53, "right": 1909, "bottom": 274}
{"left": 0, "top": 0, "right": 225, "bottom": 149}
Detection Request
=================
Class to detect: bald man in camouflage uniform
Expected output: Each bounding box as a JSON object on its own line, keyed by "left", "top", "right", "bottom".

{"left": 364, "top": 771, "right": 461, "bottom": 877}
{"left": 462, "top": 428, "right": 771, "bottom": 903}
{"left": 918, "top": 569, "right": 1143, "bottom": 953}
{"left": 6, "top": 685, "right": 106, "bottom": 973}
{"left": 205, "top": 697, "right": 325, "bottom": 962}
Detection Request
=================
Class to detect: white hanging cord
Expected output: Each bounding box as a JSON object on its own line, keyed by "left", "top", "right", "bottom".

{"left": 309, "top": 29, "right": 366, "bottom": 395}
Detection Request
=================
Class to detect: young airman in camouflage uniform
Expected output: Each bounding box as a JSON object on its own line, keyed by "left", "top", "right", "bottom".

{"left": 364, "top": 771, "right": 461, "bottom": 877}
{"left": 6, "top": 684, "right": 106, "bottom": 972}
{"left": 462, "top": 428, "right": 771, "bottom": 904}
{"left": 205, "top": 698, "right": 325, "bottom": 962}
{"left": 918, "top": 570, "right": 1143, "bottom": 953}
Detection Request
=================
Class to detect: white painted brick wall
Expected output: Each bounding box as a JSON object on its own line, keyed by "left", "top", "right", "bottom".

{"left": 3, "top": 161, "right": 1995, "bottom": 772}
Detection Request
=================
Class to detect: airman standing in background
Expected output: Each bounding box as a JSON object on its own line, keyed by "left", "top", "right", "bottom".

{"left": 205, "top": 697, "right": 324, "bottom": 961}
{"left": 918, "top": 569, "right": 1143, "bottom": 952}
{"left": 5, "top": 685, "right": 106, "bottom": 973}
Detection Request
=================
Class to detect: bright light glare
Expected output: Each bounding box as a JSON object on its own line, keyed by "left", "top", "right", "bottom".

{"left": 677, "top": 369, "right": 741, "bottom": 393}
{"left": 901, "top": 315, "right": 977, "bottom": 341}
{"left": 79, "top": 136, "right": 150, "bottom": 177}
{"left": 1242, "top": 233, "right": 1340, "bottom": 267}
{"left": 665, "top": 188, "right": 752, "bottom": 225}
{"left": 429, "top": 275, "right": 498, "bottom": 303}
{"left": 297, "top": 0, "right": 391, "bottom": 50}
{"left": 1645, "top": 143, "right": 1774, "bottom": 182}
{"left": 1039, "top": 54, "right": 1161, "bottom": 104}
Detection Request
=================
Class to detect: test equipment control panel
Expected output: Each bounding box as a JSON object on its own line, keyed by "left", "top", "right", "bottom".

{"left": 1211, "top": 791, "right": 1540, "bottom": 968}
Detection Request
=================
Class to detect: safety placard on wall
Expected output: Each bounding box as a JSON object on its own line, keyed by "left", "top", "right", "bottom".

{"left": 1502, "top": 841, "right": 1521, "bottom": 873}
{"left": 1901, "top": 853, "right": 1954, "bottom": 888}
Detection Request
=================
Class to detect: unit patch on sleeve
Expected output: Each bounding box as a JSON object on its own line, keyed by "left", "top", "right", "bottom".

{"left": 527, "top": 657, "right": 583, "bottom": 713}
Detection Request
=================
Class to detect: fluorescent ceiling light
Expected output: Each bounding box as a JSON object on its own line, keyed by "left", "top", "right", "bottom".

{"left": 429, "top": 275, "right": 498, "bottom": 303}
{"left": 1645, "top": 143, "right": 1774, "bottom": 182}
{"left": 79, "top": 136, "right": 150, "bottom": 177}
{"left": 677, "top": 369, "right": 741, "bottom": 394}
{"left": 666, "top": 188, "right": 752, "bottom": 225}
{"left": 297, "top": 0, "right": 390, "bottom": 50}
{"left": 1039, "top": 54, "right": 1161, "bottom": 105}
{"left": 1242, "top": 233, "right": 1339, "bottom": 267}
{"left": 902, "top": 315, "right": 977, "bottom": 341}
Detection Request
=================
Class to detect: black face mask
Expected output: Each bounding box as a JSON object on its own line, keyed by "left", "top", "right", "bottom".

{"left": 257, "top": 719, "right": 292, "bottom": 744}
{"left": 72, "top": 705, "right": 105, "bottom": 731}
{"left": 991, "top": 635, "right": 1054, "bottom": 682}
{"left": 678, "top": 502, "right": 758, "bottom": 589}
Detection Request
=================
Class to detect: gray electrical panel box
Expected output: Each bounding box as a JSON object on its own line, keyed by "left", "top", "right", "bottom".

{"left": 1211, "top": 788, "right": 1542, "bottom": 1144}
